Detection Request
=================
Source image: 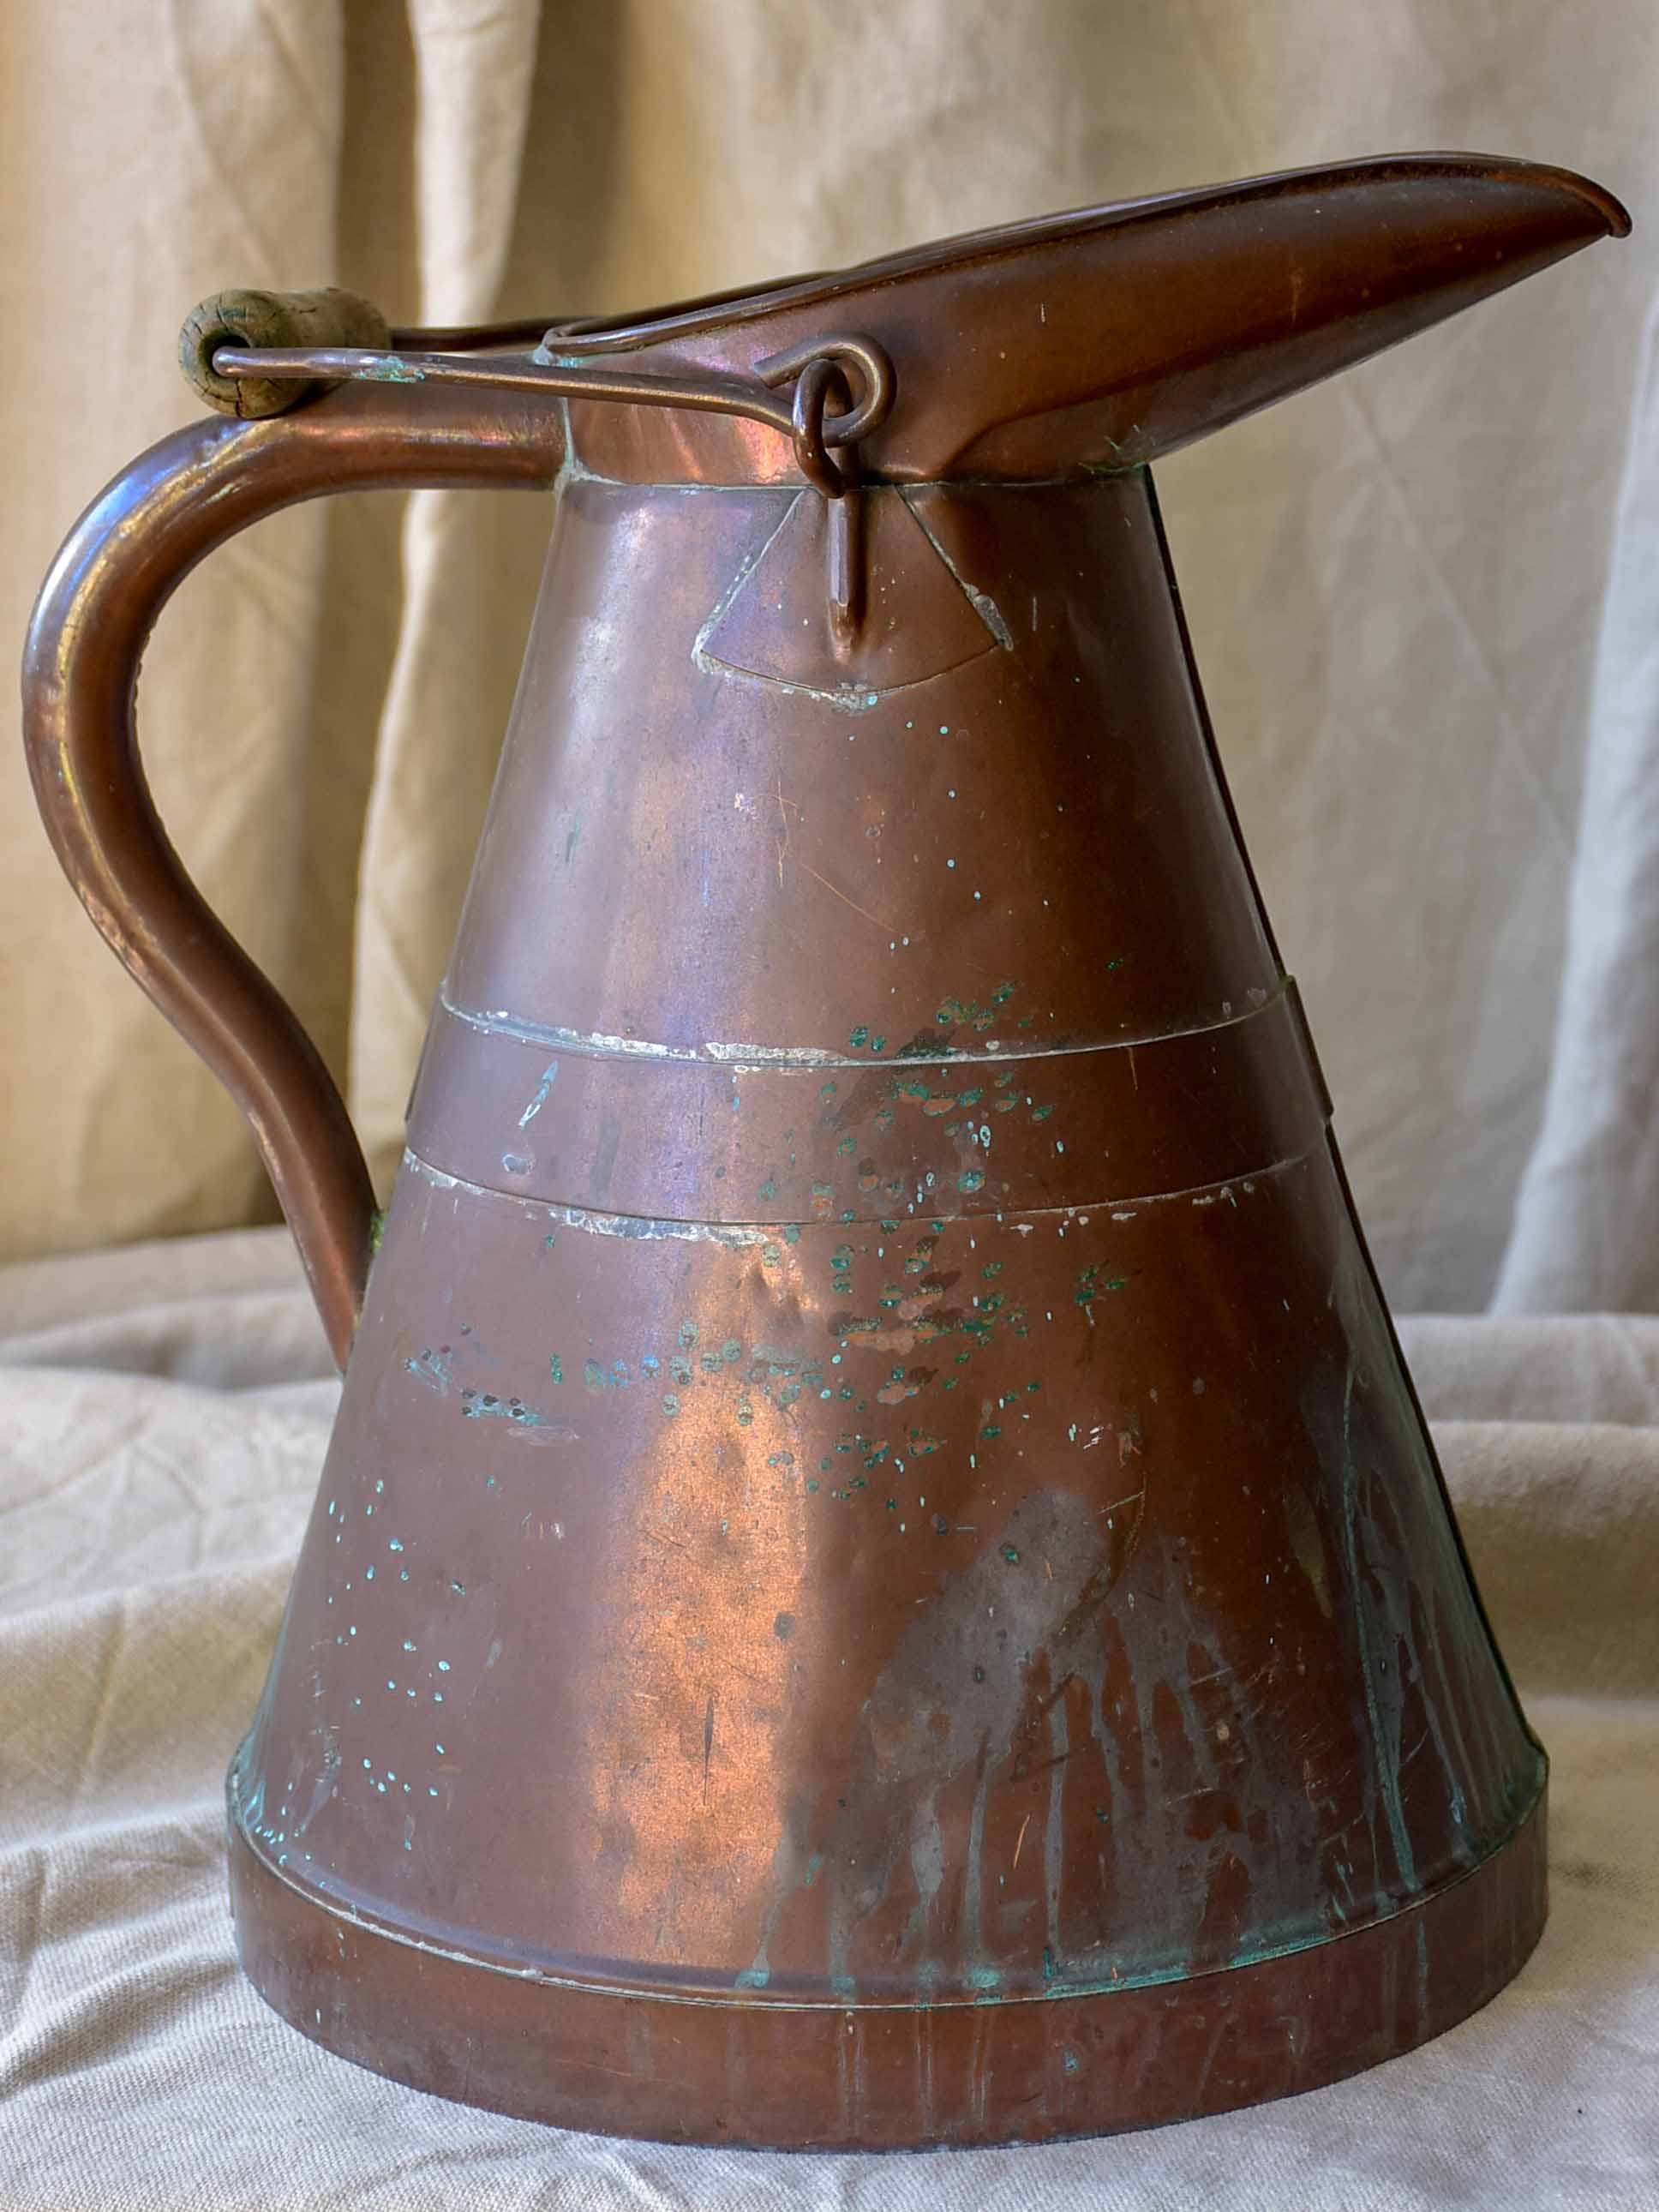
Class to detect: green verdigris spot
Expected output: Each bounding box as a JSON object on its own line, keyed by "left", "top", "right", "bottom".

{"left": 1075, "top": 1265, "right": 1128, "bottom": 1310}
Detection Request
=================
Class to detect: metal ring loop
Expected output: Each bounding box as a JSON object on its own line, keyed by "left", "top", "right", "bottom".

{"left": 754, "top": 332, "right": 897, "bottom": 451}
{"left": 788, "top": 358, "right": 853, "bottom": 498}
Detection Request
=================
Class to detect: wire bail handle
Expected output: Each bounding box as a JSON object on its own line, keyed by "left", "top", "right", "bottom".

{"left": 192, "top": 302, "right": 896, "bottom": 655}
{"left": 751, "top": 334, "right": 894, "bottom": 644}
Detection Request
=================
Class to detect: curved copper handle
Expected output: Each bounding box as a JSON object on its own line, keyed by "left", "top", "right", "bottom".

{"left": 21, "top": 379, "right": 564, "bottom": 1367}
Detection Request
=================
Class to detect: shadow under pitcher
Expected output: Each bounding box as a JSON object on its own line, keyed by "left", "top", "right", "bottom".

{"left": 21, "top": 153, "right": 1628, "bottom": 2149}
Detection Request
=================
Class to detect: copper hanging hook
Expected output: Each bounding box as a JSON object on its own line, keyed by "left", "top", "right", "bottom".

{"left": 753, "top": 331, "right": 896, "bottom": 494}
{"left": 784, "top": 357, "right": 856, "bottom": 499}
{"left": 752, "top": 336, "right": 896, "bottom": 645}
{"left": 752, "top": 331, "right": 896, "bottom": 447}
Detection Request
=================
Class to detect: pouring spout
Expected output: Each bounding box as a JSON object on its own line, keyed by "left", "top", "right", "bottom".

{"left": 578, "top": 153, "right": 1627, "bottom": 482}
{"left": 944, "top": 153, "right": 1630, "bottom": 477}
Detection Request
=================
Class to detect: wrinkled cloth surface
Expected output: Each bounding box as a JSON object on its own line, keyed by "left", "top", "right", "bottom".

{"left": 6, "top": 0, "right": 1659, "bottom": 1312}
{"left": 0, "top": 1228, "right": 1654, "bottom": 2209}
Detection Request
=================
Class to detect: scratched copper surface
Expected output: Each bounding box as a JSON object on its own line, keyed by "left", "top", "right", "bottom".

{"left": 238, "top": 1141, "right": 1537, "bottom": 2008}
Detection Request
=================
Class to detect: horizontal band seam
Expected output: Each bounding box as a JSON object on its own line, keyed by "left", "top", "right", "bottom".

{"left": 402, "top": 1142, "right": 1319, "bottom": 1237}
{"left": 435, "top": 979, "right": 1292, "bottom": 1074}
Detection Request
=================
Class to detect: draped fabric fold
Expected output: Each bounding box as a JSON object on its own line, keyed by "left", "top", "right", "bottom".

{"left": 1494, "top": 287, "right": 1659, "bottom": 1311}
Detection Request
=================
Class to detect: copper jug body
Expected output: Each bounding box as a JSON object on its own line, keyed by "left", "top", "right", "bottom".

{"left": 23, "top": 156, "right": 1628, "bottom": 2148}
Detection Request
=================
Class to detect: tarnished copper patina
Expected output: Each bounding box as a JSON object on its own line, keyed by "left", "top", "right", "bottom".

{"left": 22, "top": 156, "right": 1627, "bottom": 2148}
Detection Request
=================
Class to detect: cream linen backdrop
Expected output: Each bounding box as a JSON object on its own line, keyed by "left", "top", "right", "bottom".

{"left": 4, "top": 1, "right": 1658, "bottom": 1313}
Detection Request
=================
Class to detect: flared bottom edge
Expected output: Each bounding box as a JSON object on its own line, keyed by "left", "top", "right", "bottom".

{"left": 226, "top": 1788, "right": 1547, "bottom": 2150}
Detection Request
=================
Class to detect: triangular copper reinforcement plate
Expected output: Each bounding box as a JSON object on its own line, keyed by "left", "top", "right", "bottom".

{"left": 698, "top": 488, "right": 1006, "bottom": 698}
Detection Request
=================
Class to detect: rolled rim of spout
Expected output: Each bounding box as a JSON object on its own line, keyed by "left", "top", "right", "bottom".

{"left": 548, "top": 152, "right": 1630, "bottom": 357}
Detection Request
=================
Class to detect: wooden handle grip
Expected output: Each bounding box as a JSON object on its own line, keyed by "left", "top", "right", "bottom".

{"left": 180, "top": 287, "right": 392, "bottom": 418}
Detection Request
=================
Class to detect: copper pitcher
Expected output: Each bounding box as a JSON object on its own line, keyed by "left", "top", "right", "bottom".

{"left": 22, "top": 154, "right": 1628, "bottom": 2149}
